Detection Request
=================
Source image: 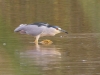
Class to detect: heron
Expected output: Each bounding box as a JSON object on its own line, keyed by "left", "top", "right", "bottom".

{"left": 14, "top": 22, "right": 68, "bottom": 44}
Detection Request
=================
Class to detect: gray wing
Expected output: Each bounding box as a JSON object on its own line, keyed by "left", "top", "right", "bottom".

{"left": 24, "top": 25, "right": 45, "bottom": 36}
{"left": 30, "top": 22, "right": 53, "bottom": 27}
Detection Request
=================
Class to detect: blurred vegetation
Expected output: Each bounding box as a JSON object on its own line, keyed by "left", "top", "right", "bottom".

{"left": 0, "top": 0, "right": 100, "bottom": 33}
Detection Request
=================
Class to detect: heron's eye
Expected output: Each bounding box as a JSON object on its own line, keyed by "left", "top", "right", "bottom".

{"left": 55, "top": 28, "right": 61, "bottom": 30}
{"left": 58, "top": 28, "right": 61, "bottom": 30}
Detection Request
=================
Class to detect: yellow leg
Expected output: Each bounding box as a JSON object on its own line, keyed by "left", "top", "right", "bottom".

{"left": 34, "top": 35, "right": 40, "bottom": 45}
{"left": 34, "top": 39, "right": 38, "bottom": 45}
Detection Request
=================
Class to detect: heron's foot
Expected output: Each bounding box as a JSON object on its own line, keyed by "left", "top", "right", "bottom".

{"left": 40, "top": 39, "right": 53, "bottom": 45}
{"left": 34, "top": 40, "right": 39, "bottom": 45}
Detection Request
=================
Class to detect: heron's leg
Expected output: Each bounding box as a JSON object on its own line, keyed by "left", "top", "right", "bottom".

{"left": 34, "top": 35, "right": 40, "bottom": 45}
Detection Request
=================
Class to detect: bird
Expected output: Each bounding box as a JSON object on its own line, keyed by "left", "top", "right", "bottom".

{"left": 14, "top": 22, "right": 68, "bottom": 45}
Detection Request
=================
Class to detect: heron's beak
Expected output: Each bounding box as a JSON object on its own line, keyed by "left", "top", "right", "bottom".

{"left": 14, "top": 27, "right": 21, "bottom": 32}
{"left": 14, "top": 29, "right": 19, "bottom": 32}
{"left": 60, "top": 29, "right": 68, "bottom": 34}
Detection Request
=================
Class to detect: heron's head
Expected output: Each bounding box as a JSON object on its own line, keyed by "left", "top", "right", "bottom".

{"left": 14, "top": 24, "right": 27, "bottom": 32}
{"left": 52, "top": 26, "right": 68, "bottom": 34}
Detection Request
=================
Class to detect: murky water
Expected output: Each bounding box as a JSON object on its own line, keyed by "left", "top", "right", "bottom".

{"left": 0, "top": 0, "right": 100, "bottom": 75}
{"left": 0, "top": 33, "right": 100, "bottom": 75}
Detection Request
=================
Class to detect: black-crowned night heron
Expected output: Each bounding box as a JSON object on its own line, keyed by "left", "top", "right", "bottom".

{"left": 14, "top": 22, "right": 68, "bottom": 44}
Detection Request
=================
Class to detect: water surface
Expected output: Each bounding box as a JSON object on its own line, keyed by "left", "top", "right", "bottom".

{"left": 0, "top": 33, "right": 100, "bottom": 75}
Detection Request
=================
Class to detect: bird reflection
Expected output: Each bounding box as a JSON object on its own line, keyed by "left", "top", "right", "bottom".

{"left": 19, "top": 44, "right": 62, "bottom": 70}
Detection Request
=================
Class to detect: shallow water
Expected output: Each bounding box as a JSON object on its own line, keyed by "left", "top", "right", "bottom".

{"left": 0, "top": 33, "right": 100, "bottom": 75}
